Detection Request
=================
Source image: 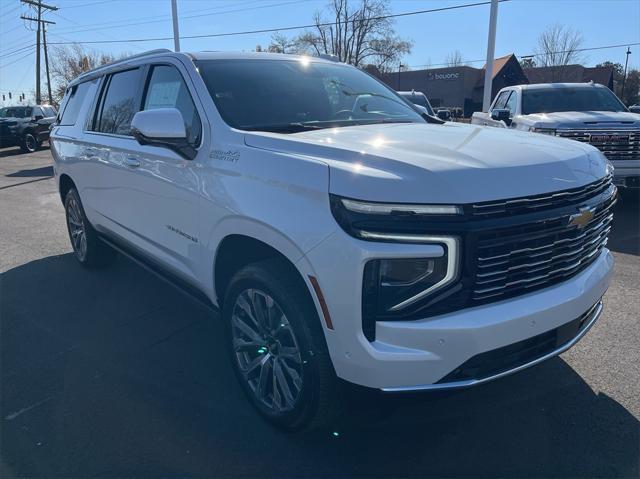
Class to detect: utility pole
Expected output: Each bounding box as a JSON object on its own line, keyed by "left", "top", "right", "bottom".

{"left": 43, "top": 24, "right": 52, "bottom": 104}
{"left": 20, "top": 0, "right": 57, "bottom": 105}
{"left": 397, "top": 63, "right": 404, "bottom": 90}
{"left": 482, "top": 0, "right": 499, "bottom": 112}
{"left": 171, "top": 0, "right": 181, "bottom": 52}
{"left": 621, "top": 46, "right": 631, "bottom": 104}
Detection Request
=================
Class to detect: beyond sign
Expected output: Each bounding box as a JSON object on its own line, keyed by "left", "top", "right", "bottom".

{"left": 427, "top": 72, "right": 461, "bottom": 81}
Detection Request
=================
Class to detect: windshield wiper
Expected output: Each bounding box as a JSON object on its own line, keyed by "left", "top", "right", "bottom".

{"left": 241, "top": 122, "right": 327, "bottom": 133}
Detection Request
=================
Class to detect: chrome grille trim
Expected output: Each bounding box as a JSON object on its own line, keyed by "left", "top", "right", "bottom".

{"left": 556, "top": 128, "right": 640, "bottom": 161}
{"left": 472, "top": 191, "right": 615, "bottom": 301}
{"left": 472, "top": 174, "right": 613, "bottom": 216}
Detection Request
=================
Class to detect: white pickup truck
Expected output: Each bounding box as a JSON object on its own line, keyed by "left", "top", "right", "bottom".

{"left": 472, "top": 83, "right": 640, "bottom": 189}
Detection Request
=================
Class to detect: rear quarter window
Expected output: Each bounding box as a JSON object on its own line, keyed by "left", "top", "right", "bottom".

{"left": 95, "top": 68, "right": 142, "bottom": 136}
{"left": 59, "top": 82, "right": 91, "bottom": 126}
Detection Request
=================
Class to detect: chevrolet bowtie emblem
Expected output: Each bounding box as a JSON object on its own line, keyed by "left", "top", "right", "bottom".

{"left": 568, "top": 207, "right": 595, "bottom": 228}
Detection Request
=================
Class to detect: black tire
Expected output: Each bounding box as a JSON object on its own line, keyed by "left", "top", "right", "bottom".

{"left": 64, "top": 188, "right": 117, "bottom": 268}
{"left": 20, "top": 133, "right": 39, "bottom": 153}
{"left": 223, "top": 258, "right": 340, "bottom": 431}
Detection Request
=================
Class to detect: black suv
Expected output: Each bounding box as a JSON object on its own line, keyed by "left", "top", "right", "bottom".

{"left": 0, "top": 105, "right": 57, "bottom": 152}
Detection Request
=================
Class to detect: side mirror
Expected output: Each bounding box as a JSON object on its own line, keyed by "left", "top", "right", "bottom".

{"left": 33, "top": 115, "right": 44, "bottom": 121}
{"left": 490, "top": 108, "right": 511, "bottom": 123}
{"left": 436, "top": 110, "right": 451, "bottom": 121}
{"left": 131, "top": 108, "right": 196, "bottom": 160}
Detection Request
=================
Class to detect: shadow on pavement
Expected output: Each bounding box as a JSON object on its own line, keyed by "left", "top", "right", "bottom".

{"left": 609, "top": 190, "right": 640, "bottom": 256}
{"left": 1, "top": 253, "right": 638, "bottom": 478}
{"left": 0, "top": 146, "right": 49, "bottom": 158}
{"left": 5, "top": 165, "right": 54, "bottom": 178}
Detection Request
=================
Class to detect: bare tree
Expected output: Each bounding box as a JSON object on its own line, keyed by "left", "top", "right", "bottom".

{"left": 536, "top": 24, "right": 584, "bottom": 68}
{"left": 292, "top": 0, "right": 412, "bottom": 73}
{"left": 268, "top": 32, "right": 302, "bottom": 54}
{"left": 50, "top": 44, "right": 117, "bottom": 105}
{"left": 520, "top": 57, "right": 536, "bottom": 69}
{"left": 445, "top": 50, "right": 465, "bottom": 67}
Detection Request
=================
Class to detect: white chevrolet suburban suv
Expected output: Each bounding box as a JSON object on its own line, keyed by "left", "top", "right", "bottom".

{"left": 51, "top": 50, "right": 615, "bottom": 430}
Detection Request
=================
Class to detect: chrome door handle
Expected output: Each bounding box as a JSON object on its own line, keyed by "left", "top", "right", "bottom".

{"left": 124, "top": 157, "right": 140, "bottom": 168}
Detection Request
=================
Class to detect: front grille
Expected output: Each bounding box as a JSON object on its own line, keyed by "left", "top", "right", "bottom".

{"left": 556, "top": 128, "right": 640, "bottom": 161}
{"left": 436, "top": 301, "right": 601, "bottom": 384}
{"left": 472, "top": 186, "right": 616, "bottom": 301}
{"left": 471, "top": 174, "right": 612, "bottom": 217}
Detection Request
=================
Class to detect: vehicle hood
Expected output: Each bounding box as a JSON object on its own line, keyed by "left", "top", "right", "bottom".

{"left": 518, "top": 110, "right": 640, "bottom": 129}
{"left": 0, "top": 117, "right": 22, "bottom": 125}
{"left": 244, "top": 122, "right": 608, "bottom": 204}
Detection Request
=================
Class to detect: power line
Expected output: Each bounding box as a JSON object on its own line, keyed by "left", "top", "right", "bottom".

{"left": 50, "top": 0, "right": 286, "bottom": 35}
{"left": 407, "top": 42, "right": 640, "bottom": 70}
{"left": 0, "top": 51, "right": 34, "bottom": 70}
{"left": 20, "top": 0, "right": 58, "bottom": 104}
{"left": 0, "top": 44, "right": 37, "bottom": 60}
{"left": 48, "top": 0, "right": 511, "bottom": 45}
{"left": 51, "top": 0, "right": 311, "bottom": 36}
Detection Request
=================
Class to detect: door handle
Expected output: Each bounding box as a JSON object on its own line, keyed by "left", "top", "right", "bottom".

{"left": 124, "top": 157, "right": 141, "bottom": 168}
{"left": 83, "top": 147, "right": 98, "bottom": 158}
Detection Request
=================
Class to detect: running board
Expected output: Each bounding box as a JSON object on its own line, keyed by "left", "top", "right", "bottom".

{"left": 99, "top": 235, "right": 219, "bottom": 314}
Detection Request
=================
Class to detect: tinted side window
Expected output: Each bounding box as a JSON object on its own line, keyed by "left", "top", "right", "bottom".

{"left": 60, "top": 82, "right": 90, "bottom": 126}
{"left": 43, "top": 106, "right": 56, "bottom": 117}
{"left": 97, "top": 69, "right": 141, "bottom": 136}
{"left": 32, "top": 107, "right": 44, "bottom": 118}
{"left": 143, "top": 65, "right": 201, "bottom": 145}
{"left": 492, "top": 91, "right": 510, "bottom": 110}
{"left": 504, "top": 91, "right": 517, "bottom": 115}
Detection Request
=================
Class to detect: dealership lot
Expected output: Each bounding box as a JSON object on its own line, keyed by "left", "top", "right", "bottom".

{"left": 1, "top": 147, "right": 638, "bottom": 477}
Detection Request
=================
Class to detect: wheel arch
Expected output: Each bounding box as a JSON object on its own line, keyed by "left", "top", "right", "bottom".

{"left": 213, "top": 234, "right": 308, "bottom": 309}
{"left": 58, "top": 173, "right": 76, "bottom": 203}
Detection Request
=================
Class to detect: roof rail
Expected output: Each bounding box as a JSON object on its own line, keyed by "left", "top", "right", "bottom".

{"left": 73, "top": 48, "right": 173, "bottom": 83}
{"left": 315, "top": 53, "right": 340, "bottom": 62}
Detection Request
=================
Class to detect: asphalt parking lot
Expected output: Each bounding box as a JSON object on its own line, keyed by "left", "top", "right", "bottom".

{"left": 1, "top": 146, "right": 639, "bottom": 478}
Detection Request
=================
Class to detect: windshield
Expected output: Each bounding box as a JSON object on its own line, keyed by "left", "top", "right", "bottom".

{"left": 399, "top": 93, "right": 435, "bottom": 116}
{"left": 0, "top": 107, "right": 31, "bottom": 118}
{"left": 196, "top": 59, "right": 424, "bottom": 133}
{"left": 522, "top": 87, "right": 626, "bottom": 115}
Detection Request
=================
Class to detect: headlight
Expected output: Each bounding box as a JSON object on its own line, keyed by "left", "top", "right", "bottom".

{"left": 329, "top": 196, "right": 463, "bottom": 339}
{"left": 530, "top": 127, "right": 557, "bottom": 135}
{"left": 330, "top": 195, "right": 463, "bottom": 241}
{"left": 364, "top": 242, "right": 458, "bottom": 313}
{"left": 340, "top": 198, "right": 461, "bottom": 216}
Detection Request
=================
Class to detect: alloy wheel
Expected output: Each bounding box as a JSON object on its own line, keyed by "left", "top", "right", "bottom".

{"left": 25, "top": 134, "right": 37, "bottom": 152}
{"left": 66, "top": 195, "right": 87, "bottom": 261}
{"left": 231, "top": 288, "right": 304, "bottom": 413}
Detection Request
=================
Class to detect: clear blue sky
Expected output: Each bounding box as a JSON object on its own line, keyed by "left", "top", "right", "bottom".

{"left": 1, "top": 0, "right": 639, "bottom": 99}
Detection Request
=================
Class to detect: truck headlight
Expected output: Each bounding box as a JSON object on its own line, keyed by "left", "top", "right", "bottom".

{"left": 364, "top": 251, "right": 456, "bottom": 313}
{"left": 530, "top": 127, "right": 557, "bottom": 135}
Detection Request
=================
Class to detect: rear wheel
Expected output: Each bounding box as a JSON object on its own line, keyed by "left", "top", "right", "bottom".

{"left": 64, "top": 188, "right": 117, "bottom": 268}
{"left": 20, "top": 133, "right": 39, "bottom": 153}
{"left": 223, "top": 258, "right": 340, "bottom": 431}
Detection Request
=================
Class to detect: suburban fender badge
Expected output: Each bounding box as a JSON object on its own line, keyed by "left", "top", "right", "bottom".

{"left": 166, "top": 225, "right": 198, "bottom": 243}
{"left": 568, "top": 206, "right": 595, "bottom": 229}
{"left": 210, "top": 149, "right": 239, "bottom": 163}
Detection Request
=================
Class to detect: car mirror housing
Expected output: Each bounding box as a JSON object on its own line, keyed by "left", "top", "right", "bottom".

{"left": 490, "top": 108, "right": 511, "bottom": 123}
{"left": 131, "top": 108, "right": 196, "bottom": 160}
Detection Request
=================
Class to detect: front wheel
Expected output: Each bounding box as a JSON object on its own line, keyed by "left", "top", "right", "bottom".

{"left": 64, "top": 188, "right": 117, "bottom": 268}
{"left": 20, "top": 133, "right": 39, "bottom": 153}
{"left": 223, "top": 258, "right": 340, "bottom": 431}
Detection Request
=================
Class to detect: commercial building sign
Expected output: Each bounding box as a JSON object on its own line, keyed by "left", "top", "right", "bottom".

{"left": 427, "top": 72, "right": 461, "bottom": 81}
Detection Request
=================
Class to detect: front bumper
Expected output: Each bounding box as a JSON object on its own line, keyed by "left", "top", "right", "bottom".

{"left": 612, "top": 160, "right": 640, "bottom": 189}
{"left": 301, "top": 230, "right": 614, "bottom": 390}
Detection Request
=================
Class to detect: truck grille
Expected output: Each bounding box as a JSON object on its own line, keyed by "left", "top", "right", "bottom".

{"left": 472, "top": 173, "right": 612, "bottom": 217}
{"left": 472, "top": 186, "right": 616, "bottom": 301}
{"left": 556, "top": 129, "right": 640, "bottom": 161}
